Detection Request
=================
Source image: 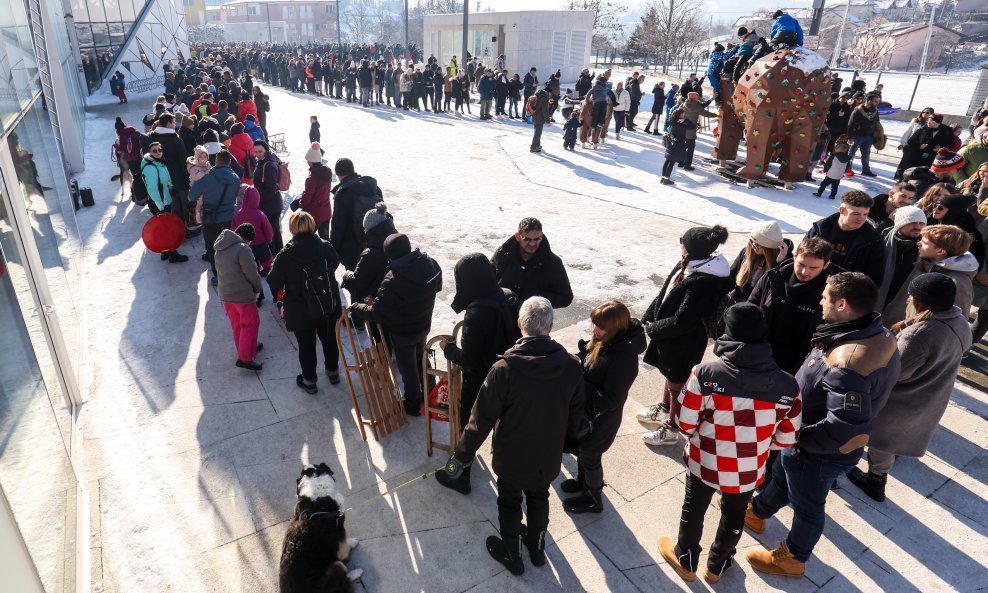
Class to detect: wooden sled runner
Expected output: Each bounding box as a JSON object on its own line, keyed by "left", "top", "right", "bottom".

{"left": 423, "top": 321, "right": 464, "bottom": 456}
{"left": 336, "top": 312, "right": 407, "bottom": 441}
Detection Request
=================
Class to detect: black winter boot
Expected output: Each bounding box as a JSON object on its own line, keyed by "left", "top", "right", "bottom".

{"left": 560, "top": 467, "right": 584, "bottom": 494}
{"left": 847, "top": 467, "right": 887, "bottom": 502}
{"left": 486, "top": 535, "right": 524, "bottom": 575}
{"left": 435, "top": 463, "right": 471, "bottom": 495}
{"left": 563, "top": 488, "right": 603, "bottom": 514}
{"left": 523, "top": 525, "right": 546, "bottom": 567}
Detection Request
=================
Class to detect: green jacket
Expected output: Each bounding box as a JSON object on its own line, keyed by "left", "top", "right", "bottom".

{"left": 676, "top": 99, "right": 717, "bottom": 140}
{"left": 140, "top": 156, "right": 173, "bottom": 209}
{"left": 955, "top": 141, "right": 988, "bottom": 184}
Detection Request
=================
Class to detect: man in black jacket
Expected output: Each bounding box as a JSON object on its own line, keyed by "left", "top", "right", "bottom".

{"left": 329, "top": 158, "right": 384, "bottom": 271}
{"left": 846, "top": 92, "right": 881, "bottom": 176}
{"left": 341, "top": 203, "right": 397, "bottom": 304}
{"left": 436, "top": 297, "right": 584, "bottom": 576}
{"left": 349, "top": 234, "right": 442, "bottom": 416}
{"left": 803, "top": 190, "right": 885, "bottom": 285}
{"left": 491, "top": 218, "right": 573, "bottom": 307}
{"left": 523, "top": 67, "right": 539, "bottom": 105}
{"left": 748, "top": 237, "right": 835, "bottom": 374}
{"left": 745, "top": 272, "right": 900, "bottom": 579}
{"left": 868, "top": 181, "right": 917, "bottom": 231}
{"left": 626, "top": 73, "right": 643, "bottom": 131}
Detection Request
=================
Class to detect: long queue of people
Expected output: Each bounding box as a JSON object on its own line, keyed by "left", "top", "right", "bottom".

{"left": 111, "top": 49, "right": 984, "bottom": 586}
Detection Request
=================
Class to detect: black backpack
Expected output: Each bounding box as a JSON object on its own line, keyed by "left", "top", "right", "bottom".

{"left": 290, "top": 253, "right": 339, "bottom": 318}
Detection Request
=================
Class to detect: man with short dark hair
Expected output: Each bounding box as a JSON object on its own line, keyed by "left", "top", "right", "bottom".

{"left": 746, "top": 272, "right": 900, "bottom": 579}
{"left": 329, "top": 158, "right": 384, "bottom": 271}
{"left": 436, "top": 297, "right": 584, "bottom": 576}
{"left": 523, "top": 67, "right": 539, "bottom": 106}
{"left": 748, "top": 237, "right": 835, "bottom": 374}
{"left": 491, "top": 218, "right": 573, "bottom": 307}
{"left": 804, "top": 190, "right": 885, "bottom": 283}
{"left": 188, "top": 150, "right": 242, "bottom": 283}
{"left": 528, "top": 84, "right": 554, "bottom": 152}
{"left": 869, "top": 182, "right": 917, "bottom": 231}
{"left": 846, "top": 92, "right": 882, "bottom": 176}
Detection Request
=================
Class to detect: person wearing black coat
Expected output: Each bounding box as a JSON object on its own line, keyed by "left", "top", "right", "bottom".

{"left": 895, "top": 115, "right": 953, "bottom": 180}
{"left": 251, "top": 140, "right": 284, "bottom": 254}
{"left": 490, "top": 218, "right": 574, "bottom": 308}
{"left": 660, "top": 110, "right": 695, "bottom": 185}
{"left": 562, "top": 300, "right": 645, "bottom": 514}
{"left": 639, "top": 225, "right": 732, "bottom": 446}
{"left": 267, "top": 212, "right": 342, "bottom": 394}
{"left": 350, "top": 234, "right": 443, "bottom": 416}
{"left": 644, "top": 82, "right": 665, "bottom": 135}
{"left": 803, "top": 191, "right": 885, "bottom": 284}
{"left": 341, "top": 204, "right": 397, "bottom": 304}
{"left": 329, "top": 159, "right": 385, "bottom": 271}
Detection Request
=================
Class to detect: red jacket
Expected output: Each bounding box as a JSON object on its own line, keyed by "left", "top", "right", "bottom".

{"left": 228, "top": 132, "right": 254, "bottom": 167}
{"left": 237, "top": 99, "right": 258, "bottom": 122}
{"left": 674, "top": 341, "right": 801, "bottom": 494}
{"left": 300, "top": 163, "right": 333, "bottom": 224}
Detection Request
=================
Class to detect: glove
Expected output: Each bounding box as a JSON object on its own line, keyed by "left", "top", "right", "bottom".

{"left": 162, "top": 204, "right": 172, "bottom": 213}
{"left": 442, "top": 454, "right": 471, "bottom": 480}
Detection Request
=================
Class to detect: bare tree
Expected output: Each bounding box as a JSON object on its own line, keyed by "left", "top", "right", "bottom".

{"left": 651, "top": 0, "right": 705, "bottom": 74}
{"left": 564, "top": 0, "right": 627, "bottom": 51}
{"left": 409, "top": 0, "right": 464, "bottom": 46}
{"left": 624, "top": 4, "right": 662, "bottom": 67}
{"left": 341, "top": 0, "right": 378, "bottom": 43}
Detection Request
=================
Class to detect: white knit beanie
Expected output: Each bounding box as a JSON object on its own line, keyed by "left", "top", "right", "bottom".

{"left": 893, "top": 205, "right": 927, "bottom": 233}
{"left": 304, "top": 142, "right": 323, "bottom": 164}
{"left": 750, "top": 221, "right": 784, "bottom": 248}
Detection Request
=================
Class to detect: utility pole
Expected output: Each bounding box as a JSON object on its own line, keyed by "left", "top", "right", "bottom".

{"left": 266, "top": 3, "right": 273, "bottom": 43}
{"left": 337, "top": 0, "right": 342, "bottom": 44}
{"left": 462, "top": 0, "right": 469, "bottom": 68}
{"left": 809, "top": 0, "right": 825, "bottom": 36}
{"left": 830, "top": 0, "right": 850, "bottom": 68}
{"left": 404, "top": 0, "right": 409, "bottom": 57}
{"left": 919, "top": 1, "right": 938, "bottom": 74}
{"left": 662, "top": 0, "right": 674, "bottom": 74}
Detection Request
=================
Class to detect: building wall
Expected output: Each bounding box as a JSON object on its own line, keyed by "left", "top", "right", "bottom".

{"left": 212, "top": 1, "right": 337, "bottom": 42}
{"left": 424, "top": 11, "right": 593, "bottom": 82}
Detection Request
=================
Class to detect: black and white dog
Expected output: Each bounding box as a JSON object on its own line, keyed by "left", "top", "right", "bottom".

{"left": 279, "top": 463, "right": 362, "bottom": 593}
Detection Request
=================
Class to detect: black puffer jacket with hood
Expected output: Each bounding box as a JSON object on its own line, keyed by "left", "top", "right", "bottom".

{"left": 341, "top": 217, "right": 397, "bottom": 304}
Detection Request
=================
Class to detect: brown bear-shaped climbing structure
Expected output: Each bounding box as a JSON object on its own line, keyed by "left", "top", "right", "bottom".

{"left": 718, "top": 47, "right": 831, "bottom": 183}
{"left": 712, "top": 79, "right": 744, "bottom": 162}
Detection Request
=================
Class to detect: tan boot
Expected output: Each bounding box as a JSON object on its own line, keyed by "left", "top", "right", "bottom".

{"left": 744, "top": 501, "right": 765, "bottom": 534}
{"left": 746, "top": 540, "right": 805, "bottom": 578}
{"left": 658, "top": 536, "right": 696, "bottom": 582}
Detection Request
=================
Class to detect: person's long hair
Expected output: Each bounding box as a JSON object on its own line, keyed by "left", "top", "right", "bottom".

{"left": 960, "top": 162, "right": 988, "bottom": 195}
{"left": 891, "top": 297, "right": 934, "bottom": 335}
{"left": 736, "top": 242, "right": 781, "bottom": 290}
{"left": 917, "top": 182, "right": 956, "bottom": 215}
{"left": 585, "top": 300, "right": 631, "bottom": 366}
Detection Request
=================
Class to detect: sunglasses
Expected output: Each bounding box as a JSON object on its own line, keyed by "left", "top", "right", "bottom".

{"left": 521, "top": 236, "right": 543, "bottom": 243}
{"left": 150, "top": 149, "right": 163, "bottom": 154}
{"left": 934, "top": 203, "right": 945, "bottom": 210}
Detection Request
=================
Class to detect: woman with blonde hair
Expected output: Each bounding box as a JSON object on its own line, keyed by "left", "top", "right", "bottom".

{"left": 562, "top": 299, "right": 646, "bottom": 514}
{"left": 267, "top": 211, "right": 342, "bottom": 393}
{"left": 730, "top": 221, "right": 789, "bottom": 301}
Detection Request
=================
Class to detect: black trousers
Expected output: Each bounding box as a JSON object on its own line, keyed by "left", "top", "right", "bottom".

{"left": 676, "top": 473, "right": 753, "bottom": 572}
{"left": 662, "top": 158, "right": 676, "bottom": 178}
{"left": 434, "top": 88, "right": 443, "bottom": 111}
{"left": 294, "top": 317, "right": 339, "bottom": 381}
{"left": 628, "top": 100, "right": 640, "bottom": 127}
{"left": 202, "top": 221, "right": 229, "bottom": 277}
{"left": 817, "top": 177, "right": 841, "bottom": 198}
{"left": 497, "top": 477, "right": 550, "bottom": 540}
{"left": 265, "top": 211, "right": 284, "bottom": 255}
{"left": 685, "top": 139, "right": 696, "bottom": 167}
{"left": 317, "top": 220, "right": 329, "bottom": 241}
{"left": 591, "top": 102, "right": 607, "bottom": 128}
{"left": 389, "top": 329, "right": 428, "bottom": 408}
{"left": 531, "top": 122, "right": 544, "bottom": 150}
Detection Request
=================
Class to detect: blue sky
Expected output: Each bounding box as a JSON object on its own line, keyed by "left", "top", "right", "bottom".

{"left": 477, "top": 0, "right": 816, "bottom": 24}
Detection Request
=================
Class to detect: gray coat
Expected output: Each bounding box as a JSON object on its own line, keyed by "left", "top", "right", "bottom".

{"left": 214, "top": 229, "right": 262, "bottom": 304}
{"left": 869, "top": 306, "right": 972, "bottom": 457}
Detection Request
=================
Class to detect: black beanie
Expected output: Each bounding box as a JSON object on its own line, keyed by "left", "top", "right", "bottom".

{"left": 714, "top": 43, "right": 725, "bottom": 53}
{"left": 908, "top": 273, "right": 956, "bottom": 311}
{"left": 383, "top": 233, "right": 411, "bottom": 260}
{"left": 235, "top": 222, "right": 255, "bottom": 242}
{"left": 681, "top": 225, "right": 729, "bottom": 260}
{"left": 724, "top": 303, "right": 767, "bottom": 343}
{"left": 114, "top": 116, "right": 125, "bottom": 131}
{"left": 773, "top": 9, "right": 784, "bottom": 19}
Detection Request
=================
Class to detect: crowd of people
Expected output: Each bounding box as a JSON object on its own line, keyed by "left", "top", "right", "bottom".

{"left": 107, "top": 40, "right": 988, "bottom": 586}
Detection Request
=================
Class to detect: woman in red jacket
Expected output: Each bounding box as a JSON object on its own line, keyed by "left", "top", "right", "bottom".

{"left": 237, "top": 95, "right": 258, "bottom": 123}
{"left": 227, "top": 122, "right": 254, "bottom": 168}
{"left": 299, "top": 142, "right": 333, "bottom": 239}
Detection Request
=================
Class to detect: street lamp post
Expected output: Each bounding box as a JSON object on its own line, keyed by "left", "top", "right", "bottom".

{"left": 462, "top": 0, "right": 469, "bottom": 67}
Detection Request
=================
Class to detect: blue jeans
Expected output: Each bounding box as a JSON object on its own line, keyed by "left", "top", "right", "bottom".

{"left": 751, "top": 447, "right": 855, "bottom": 562}
{"left": 847, "top": 134, "right": 874, "bottom": 172}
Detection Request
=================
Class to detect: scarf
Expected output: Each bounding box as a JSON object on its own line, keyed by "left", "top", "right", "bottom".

{"left": 811, "top": 312, "right": 879, "bottom": 344}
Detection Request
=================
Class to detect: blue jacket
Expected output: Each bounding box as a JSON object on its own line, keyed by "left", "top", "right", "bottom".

{"left": 771, "top": 13, "right": 804, "bottom": 46}
{"left": 664, "top": 88, "right": 679, "bottom": 109}
{"left": 188, "top": 164, "right": 241, "bottom": 223}
{"left": 706, "top": 50, "right": 727, "bottom": 79}
{"left": 794, "top": 313, "right": 900, "bottom": 464}
{"left": 244, "top": 119, "right": 266, "bottom": 142}
{"left": 478, "top": 75, "right": 495, "bottom": 100}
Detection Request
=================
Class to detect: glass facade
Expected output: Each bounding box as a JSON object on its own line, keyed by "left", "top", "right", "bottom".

{"left": 72, "top": 0, "right": 148, "bottom": 92}
{"left": 0, "top": 0, "right": 41, "bottom": 133}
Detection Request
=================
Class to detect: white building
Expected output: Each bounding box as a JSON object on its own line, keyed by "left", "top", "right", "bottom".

{"left": 423, "top": 10, "right": 594, "bottom": 82}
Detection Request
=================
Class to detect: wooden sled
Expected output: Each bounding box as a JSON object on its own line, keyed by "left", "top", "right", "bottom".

{"left": 423, "top": 321, "right": 464, "bottom": 456}
{"left": 336, "top": 312, "right": 407, "bottom": 441}
{"left": 703, "top": 158, "right": 793, "bottom": 190}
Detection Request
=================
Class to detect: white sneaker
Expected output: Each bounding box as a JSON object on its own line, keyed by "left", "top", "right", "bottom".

{"left": 642, "top": 427, "right": 679, "bottom": 446}
{"left": 636, "top": 404, "right": 667, "bottom": 427}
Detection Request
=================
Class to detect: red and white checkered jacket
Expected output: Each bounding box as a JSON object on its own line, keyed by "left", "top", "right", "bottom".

{"left": 674, "top": 351, "right": 802, "bottom": 494}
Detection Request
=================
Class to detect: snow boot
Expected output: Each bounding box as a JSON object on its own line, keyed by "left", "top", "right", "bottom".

{"left": 486, "top": 535, "right": 524, "bottom": 575}
{"left": 746, "top": 540, "right": 805, "bottom": 578}
{"left": 744, "top": 501, "right": 765, "bottom": 533}
{"left": 658, "top": 536, "right": 696, "bottom": 582}
{"left": 846, "top": 467, "right": 887, "bottom": 502}
{"left": 560, "top": 467, "right": 584, "bottom": 494}
{"left": 563, "top": 488, "right": 603, "bottom": 514}
{"left": 435, "top": 463, "right": 472, "bottom": 495}
{"left": 523, "top": 525, "right": 547, "bottom": 567}
{"left": 704, "top": 555, "right": 734, "bottom": 584}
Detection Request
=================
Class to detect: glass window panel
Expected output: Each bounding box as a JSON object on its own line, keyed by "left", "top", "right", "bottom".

{"left": 80, "top": 47, "right": 101, "bottom": 94}
{"left": 70, "top": 0, "right": 90, "bottom": 21}
{"left": 102, "top": 0, "right": 122, "bottom": 21}
{"left": 0, "top": 0, "right": 41, "bottom": 132}
{"left": 91, "top": 21, "right": 110, "bottom": 46}
{"left": 109, "top": 22, "right": 126, "bottom": 45}
{"left": 119, "top": 0, "right": 136, "bottom": 22}
{"left": 75, "top": 25, "right": 94, "bottom": 46}
{"left": 0, "top": 167, "right": 78, "bottom": 593}
{"left": 86, "top": 0, "right": 107, "bottom": 22}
